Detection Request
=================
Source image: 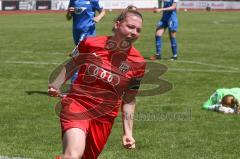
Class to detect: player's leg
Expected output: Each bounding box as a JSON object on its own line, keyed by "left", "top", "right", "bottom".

{"left": 169, "top": 31, "right": 178, "bottom": 60}
{"left": 82, "top": 119, "right": 114, "bottom": 159}
{"left": 155, "top": 28, "right": 165, "bottom": 58}
{"left": 150, "top": 20, "right": 166, "bottom": 60}
{"left": 58, "top": 97, "right": 90, "bottom": 159}
{"left": 62, "top": 128, "right": 86, "bottom": 159}
{"left": 168, "top": 17, "right": 178, "bottom": 60}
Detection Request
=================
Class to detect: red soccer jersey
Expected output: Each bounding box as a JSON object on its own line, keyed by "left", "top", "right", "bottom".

{"left": 67, "top": 36, "right": 146, "bottom": 120}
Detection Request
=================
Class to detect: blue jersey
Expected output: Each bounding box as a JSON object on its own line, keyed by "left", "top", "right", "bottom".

{"left": 162, "top": 0, "right": 178, "bottom": 21}
{"left": 157, "top": 0, "right": 178, "bottom": 31}
{"left": 69, "top": 0, "right": 103, "bottom": 31}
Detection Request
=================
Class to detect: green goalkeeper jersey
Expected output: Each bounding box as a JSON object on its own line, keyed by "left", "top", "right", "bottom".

{"left": 202, "top": 88, "right": 240, "bottom": 110}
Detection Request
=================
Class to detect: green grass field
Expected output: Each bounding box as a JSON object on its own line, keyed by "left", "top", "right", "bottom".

{"left": 0, "top": 11, "right": 240, "bottom": 159}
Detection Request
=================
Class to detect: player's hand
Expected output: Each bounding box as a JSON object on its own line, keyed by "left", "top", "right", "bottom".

{"left": 122, "top": 135, "right": 136, "bottom": 149}
{"left": 68, "top": 7, "right": 75, "bottom": 13}
{"left": 48, "top": 86, "right": 61, "bottom": 97}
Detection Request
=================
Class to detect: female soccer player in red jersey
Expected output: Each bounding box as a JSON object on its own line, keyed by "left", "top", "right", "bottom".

{"left": 49, "top": 7, "right": 146, "bottom": 159}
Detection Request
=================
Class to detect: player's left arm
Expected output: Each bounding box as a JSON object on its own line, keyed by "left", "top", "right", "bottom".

{"left": 92, "top": 0, "right": 106, "bottom": 23}
{"left": 121, "top": 76, "right": 143, "bottom": 149}
{"left": 121, "top": 60, "right": 146, "bottom": 149}
{"left": 94, "top": 9, "right": 105, "bottom": 23}
{"left": 122, "top": 98, "right": 136, "bottom": 149}
{"left": 154, "top": 1, "right": 178, "bottom": 13}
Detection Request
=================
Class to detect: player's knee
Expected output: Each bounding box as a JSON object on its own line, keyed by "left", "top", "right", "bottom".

{"left": 156, "top": 30, "right": 164, "bottom": 36}
{"left": 63, "top": 151, "right": 82, "bottom": 159}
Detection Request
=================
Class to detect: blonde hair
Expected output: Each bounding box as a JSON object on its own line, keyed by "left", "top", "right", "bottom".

{"left": 221, "top": 95, "right": 238, "bottom": 108}
{"left": 126, "top": 5, "right": 137, "bottom": 11}
{"left": 112, "top": 6, "right": 143, "bottom": 32}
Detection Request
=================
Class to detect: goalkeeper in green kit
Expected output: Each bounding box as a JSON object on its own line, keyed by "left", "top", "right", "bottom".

{"left": 202, "top": 88, "right": 240, "bottom": 114}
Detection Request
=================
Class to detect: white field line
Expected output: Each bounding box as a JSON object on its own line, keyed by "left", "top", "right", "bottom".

{"left": 4, "top": 60, "right": 240, "bottom": 73}
{"left": 0, "top": 156, "right": 31, "bottom": 159}
{"left": 2, "top": 50, "right": 239, "bottom": 70}
{"left": 4, "top": 61, "right": 59, "bottom": 65}
{"left": 168, "top": 68, "right": 240, "bottom": 73}
{"left": 1, "top": 50, "right": 65, "bottom": 55}
{"left": 173, "top": 60, "right": 239, "bottom": 70}
{"left": 213, "top": 20, "right": 225, "bottom": 25}
{"left": 147, "top": 59, "right": 239, "bottom": 71}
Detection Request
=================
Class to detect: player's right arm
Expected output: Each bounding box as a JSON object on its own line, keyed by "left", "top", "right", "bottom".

{"left": 48, "top": 40, "right": 89, "bottom": 97}
{"left": 66, "top": 0, "right": 74, "bottom": 20}
{"left": 48, "top": 49, "right": 84, "bottom": 97}
{"left": 48, "top": 59, "right": 75, "bottom": 97}
{"left": 66, "top": 7, "right": 75, "bottom": 20}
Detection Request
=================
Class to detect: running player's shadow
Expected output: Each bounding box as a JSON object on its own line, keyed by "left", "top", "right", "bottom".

{"left": 25, "top": 91, "right": 48, "bottom": 96}
{"left": 25, "top": 85, "right": 69, "bottom": 96}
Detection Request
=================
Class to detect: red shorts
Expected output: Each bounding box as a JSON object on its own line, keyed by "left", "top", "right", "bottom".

{"left": 60, "top": 97, "right": 115, "bottom": 159}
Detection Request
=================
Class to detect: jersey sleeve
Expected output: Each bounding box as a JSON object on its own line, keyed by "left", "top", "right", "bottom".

{"left": 123, "top": 61, "right": 146, "bottom": 103}
{"left": 202, "top": 91, "right": 219, "bottom": 110}
{"left": 78, "top": 39, "right": 89, "bottom": 53}
{"left": 91, "top": 0, "right": 103, "bottom": 12}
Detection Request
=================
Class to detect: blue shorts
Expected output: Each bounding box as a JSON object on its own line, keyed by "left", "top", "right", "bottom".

{"left": 156, "top": 16, "right": 178, "bottom": 32}
{"left": 73, "top": 25, "right": 96, "bottom": 45}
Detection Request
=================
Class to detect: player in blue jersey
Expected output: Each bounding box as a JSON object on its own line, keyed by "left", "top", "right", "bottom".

{"left": 66, "top": 0, "right": 105, "bottom": 46}
{"left": 66, "top": 0, "right": 106, "bottom": 82}
{"left": 150, "top": 0, "right": 179, "bottom": 60}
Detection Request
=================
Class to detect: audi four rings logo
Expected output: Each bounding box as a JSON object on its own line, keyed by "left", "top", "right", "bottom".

{"left": 87, "top": 64, "right": 120, "bottom": 86}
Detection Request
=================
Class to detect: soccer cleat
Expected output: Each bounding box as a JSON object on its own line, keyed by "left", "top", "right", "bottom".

{"left": 170, "top": 56, "right": 178, "bottom": 60}
{"left": 150, "top": 55, "right": 161, "bottom": 60}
